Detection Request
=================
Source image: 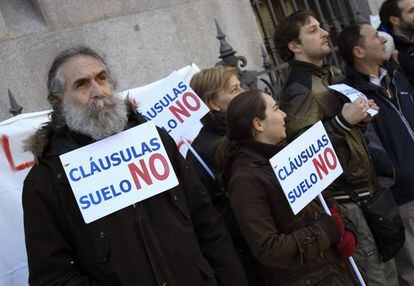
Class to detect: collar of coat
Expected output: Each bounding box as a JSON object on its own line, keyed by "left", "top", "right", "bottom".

{"left": 203, "top": 110, "right": 227, "bottom": 136}
{"left": 344, "top": 63, "right": 395, "bottom": 94}
{"left": 228, "top": 139, "right": 284, "bottom": 171}
{"left": 392, "top": 32, "right": 414, "bottom": 51}
{"left": 286, "top": 60, "right": 344, "bottom": 88}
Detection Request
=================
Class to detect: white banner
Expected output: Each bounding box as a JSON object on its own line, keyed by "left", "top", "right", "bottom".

{"left": 269, "top": 121, "right": 343, "bottom": 214}
{"left": 120, "top": 71, "right": 208, "bottom": 144}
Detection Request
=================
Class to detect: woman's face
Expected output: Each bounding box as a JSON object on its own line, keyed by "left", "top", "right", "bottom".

{"left": 255, "top": 93, "right": 287, "bottom": 145}
{"left": 210, "top": 74, "right": 243, "bottom": 112}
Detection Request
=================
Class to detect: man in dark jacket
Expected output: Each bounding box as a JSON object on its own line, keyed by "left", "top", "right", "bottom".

{"left": 379, "top": 0, "right": 414, "bottom": 87}
{"left": 274, "top": 10, "right": 397, "bottom": 285}
{"left": 22, "top": 46, "right": 248, "bottom": 286}
{"left": 338, "top": 22, "right": 414, "bottom": 286}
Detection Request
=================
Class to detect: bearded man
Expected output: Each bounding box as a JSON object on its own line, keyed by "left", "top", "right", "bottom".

{"left": 22, "top": 46, "right": 248, "bottom": 286}
{"left": 380, "top": 0, "right": 414, "bottom": 87}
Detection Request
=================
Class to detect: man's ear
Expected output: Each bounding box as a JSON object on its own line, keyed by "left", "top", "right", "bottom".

{"left": 206, "top": 98, "right": 220, "bottom": 112}
{"left": 288, "top": 40, "right": 302, "bottom": 55}
{"left": 390, "top": 15, "right": 400, "bottom": 29}
{"left": 252, "top": 117, "right": 263, "bottom": 133}
{"left": 353, "top": 45, "right": 365, "bottom": 59}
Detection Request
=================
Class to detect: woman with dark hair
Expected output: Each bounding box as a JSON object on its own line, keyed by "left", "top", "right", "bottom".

{"left": 186, "top": 67, "right": 264, "bottom": 285}
{"left": 217, "top": 90, "right": 356, "bottom": 286}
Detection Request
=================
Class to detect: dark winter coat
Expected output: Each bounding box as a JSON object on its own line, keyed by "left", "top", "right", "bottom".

{"left": 344, "top": 65, "right": 414, "bottom": 205}
{"left": 186, "top": 111, "right": 227, "bottom": 209}
{"left": 186, "top": 111, "right": 264, "bottom": 286}
{"left": 281, "top": 60, "right": 377, "bottom": 203}
{"left": 391, "top": 33, "right": 414, "bottom": 88}
{"left": 22, "top": 112, "right": 248, "bottom": 286}
{"left": 226, "top": 140, "right": 356, "bottom": 286}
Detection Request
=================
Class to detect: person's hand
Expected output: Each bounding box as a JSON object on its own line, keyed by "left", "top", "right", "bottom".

{"left": 341, "top": 97, "right": 369, "bottom": 125}
{"left": 336, "top": 231, "right": 357, "bottom": 258}
{"left": 329, "top": 205, "right": 357, "bottom": 258}
{"left": 361, "top": 99, "right": 379, "bottom": 123}
{"left": 329, "top": 205, "right": 345, "bottom": 236}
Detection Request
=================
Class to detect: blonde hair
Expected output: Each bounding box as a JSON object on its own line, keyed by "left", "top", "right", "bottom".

{"left": 190, "top": 66, "right": 237, "bottom": 104}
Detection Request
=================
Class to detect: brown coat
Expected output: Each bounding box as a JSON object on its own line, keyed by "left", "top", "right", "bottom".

{"left": 226, "top": 140, "right": 355, "bottom": 286}
{"left": 281, "top": 60, "right": 377, "bottom": 202}
{"left": 22, "top": 113, "right": 248, "bottom": 286}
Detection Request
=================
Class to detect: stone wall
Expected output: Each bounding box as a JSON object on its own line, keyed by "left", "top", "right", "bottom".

{"left": 0, "top": 0, "right": 264, "bottom": 121}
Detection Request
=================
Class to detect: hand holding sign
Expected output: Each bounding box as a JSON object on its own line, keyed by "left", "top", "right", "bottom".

{"left": 269, "top": 121, "right": 365, "bottom": 286}
{"left": 329, "top": 83, "right": 378, "bottom": 117}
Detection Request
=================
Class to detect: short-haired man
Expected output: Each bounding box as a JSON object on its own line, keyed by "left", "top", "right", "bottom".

{"left": 339, "top": 23, "right": 414, "bottom": 285}
{"left": 274, "top": 10, "right": 397, "bottom": 285}
{"left": 22, "top": 46, "right": 248, "bottom": 286}
{"left": 380, "top": 0, "right": 414, "bottom": 86}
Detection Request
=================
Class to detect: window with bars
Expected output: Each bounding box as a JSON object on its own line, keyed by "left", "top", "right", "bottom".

{"left": 250, "top": 0, "right": 372, "bottom": 69}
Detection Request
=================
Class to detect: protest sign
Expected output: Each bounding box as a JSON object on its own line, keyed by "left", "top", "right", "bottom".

{"left": 59, "top": 122, "right": 179, "bottom": 224}
{"left": 269, "top": 121, "right": 343, "bottom": 215}
{"left": 329, "top": 83, "right": 378, "bottom": 116}
{"left": 120, "top": 71, "right": 209, "bottom": 143}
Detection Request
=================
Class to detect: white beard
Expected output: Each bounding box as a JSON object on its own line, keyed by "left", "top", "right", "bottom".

{"left": 62, "top": 93, "right": 128, "bottom": 140}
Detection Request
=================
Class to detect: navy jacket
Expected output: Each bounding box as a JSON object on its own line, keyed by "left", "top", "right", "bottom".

{"left": 391, "top": 33, "right": 414, "bottom": 88}
{"left": 344, "top": 64, "right": 414, "bottom": 205}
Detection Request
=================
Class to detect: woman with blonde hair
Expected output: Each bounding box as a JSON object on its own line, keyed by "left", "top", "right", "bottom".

{"left": 187, "top": 67, "right": 264, "bottom": 285}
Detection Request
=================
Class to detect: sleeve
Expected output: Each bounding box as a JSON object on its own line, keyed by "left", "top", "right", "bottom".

{"left": 159, "top": 130, "right": 249, "bottom": 286}
{"left": 22, "top": 166, "right": 100, "bottom": 286}
{"left": 321, "top": 189, "right": 357, "bottom": 238}
{"left": 229, "top": 173, "right": 333, "bottom": 269}
{"left": 282, "top": 83, "right": 353, "bottom": 145}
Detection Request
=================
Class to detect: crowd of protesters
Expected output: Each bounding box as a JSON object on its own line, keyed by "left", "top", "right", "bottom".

{"left": 21, "top": 0, "right": 414, "bottom": 285}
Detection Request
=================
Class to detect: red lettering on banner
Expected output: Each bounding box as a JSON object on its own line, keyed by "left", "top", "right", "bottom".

{"left": 177, "top": 139, "right": 193, "bottom": 151}
{"left": 128, "top": 153, "right": 170, "bottom": 190}
{"left": 1, "top": 134, "right": 35, "bottom": 172}
{"left": 312, "top": 147, "right": 337, "bottom": 180}
{"left": 128, "top": 159, "right": 153, "bottom": 190}
{"left": 182, "top": 92, "right": 201, "bottom": 111}
{"left": 169, "top": 92, "right": 201, "bottom": 123}
{"left": 169, "top": 101, "right": 190, "bottom": 123}
{"left": 324, "top": 147, "right": 337, "bottom": 170}
{"left": 149, "top": 153, "right": 170, "bottom": 180}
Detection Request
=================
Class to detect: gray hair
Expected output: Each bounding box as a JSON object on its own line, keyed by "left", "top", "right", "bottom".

{"left": 47, "top": 46, "right": 117, "bottom": 126}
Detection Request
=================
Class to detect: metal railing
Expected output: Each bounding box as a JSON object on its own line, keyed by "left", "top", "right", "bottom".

{"left": 250, "top": 0, "right": 372, "bottom": 68}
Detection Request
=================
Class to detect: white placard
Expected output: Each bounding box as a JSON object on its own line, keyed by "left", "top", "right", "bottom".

{"left": 269, "top": 121, "right": 343, "bottom": 214}
{"left": 329, "top": 83, "right": 378, "bottom": 116}
{"left": 120, "top": 71, "right": 209, "bottom": 143}
{"left": 59, "top": 122, "right": 179, "bottom": 223}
